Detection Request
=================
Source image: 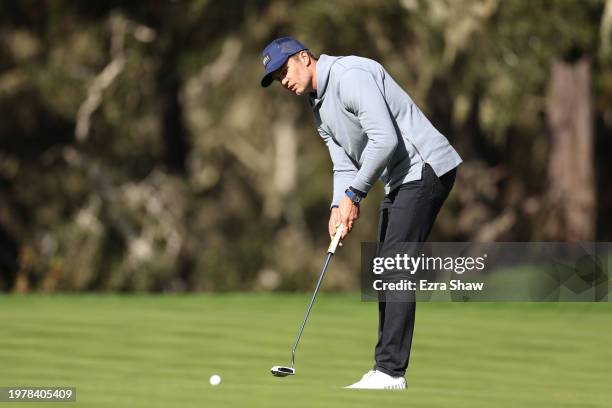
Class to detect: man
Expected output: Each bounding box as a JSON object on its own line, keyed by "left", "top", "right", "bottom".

{"left": 260, "top": 37, "right": 461, "bottom": 390}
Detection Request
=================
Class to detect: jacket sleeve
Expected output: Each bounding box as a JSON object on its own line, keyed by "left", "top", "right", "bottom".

{"left": 318, "top": 127, "right": 358, "bottom": 208}
{"left": 338, "top": 68, "right": 398, "bottom": 194}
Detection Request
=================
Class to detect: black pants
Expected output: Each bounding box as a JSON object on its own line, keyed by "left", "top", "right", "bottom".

{"left": 374, "top": 163, "right": 456, "bottom": 377}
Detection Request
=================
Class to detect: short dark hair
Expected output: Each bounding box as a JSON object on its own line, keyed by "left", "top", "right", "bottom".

{"left": 291, "top": 50, "right": 317, "bottom": 60}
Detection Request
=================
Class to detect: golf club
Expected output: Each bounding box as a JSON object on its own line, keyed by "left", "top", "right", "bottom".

{"left": 270, "top": 224, "right": 345, "bottom": 377}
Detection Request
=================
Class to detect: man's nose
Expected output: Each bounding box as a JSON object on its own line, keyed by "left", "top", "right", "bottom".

{"left": 281, "top": 77, "right": 289, "bottom": 87}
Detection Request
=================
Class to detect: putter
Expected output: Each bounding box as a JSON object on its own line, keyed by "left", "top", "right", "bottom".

{"left": 271, "top": 224, "right": 345, "bottom": 377}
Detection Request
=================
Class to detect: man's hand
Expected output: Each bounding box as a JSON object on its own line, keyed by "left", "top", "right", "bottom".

{"left": 338, "top": 195, "right": 360, "bottom": 239}
{"left": 329, "top": 207, "right": 342, "bottom": 240}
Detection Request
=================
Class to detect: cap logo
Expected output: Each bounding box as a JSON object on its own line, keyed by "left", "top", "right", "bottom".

{"left": 262, "top": 54, "right": 271, "bottom": 67}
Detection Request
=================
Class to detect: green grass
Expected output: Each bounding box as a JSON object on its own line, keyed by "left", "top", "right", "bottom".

{"left": 0, "top": 294, "right": 611, "bottom": 407}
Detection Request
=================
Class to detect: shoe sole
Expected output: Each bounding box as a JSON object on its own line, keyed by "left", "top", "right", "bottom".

{"left": 345, "top": 383, "right": 406, "bottom": 390}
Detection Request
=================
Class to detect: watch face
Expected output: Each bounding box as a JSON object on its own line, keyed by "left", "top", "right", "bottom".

{"left": 346, "top": 189, "right": 360, "bottom": 203}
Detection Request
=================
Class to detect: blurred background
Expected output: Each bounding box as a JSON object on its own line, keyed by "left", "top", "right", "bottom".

{"left": 1, "top": 0, "right": 611, "bottom": 294}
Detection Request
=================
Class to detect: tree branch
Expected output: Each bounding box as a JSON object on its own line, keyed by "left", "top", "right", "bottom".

{"left": 75, "top": 11, "right": 127, "bottom": 142}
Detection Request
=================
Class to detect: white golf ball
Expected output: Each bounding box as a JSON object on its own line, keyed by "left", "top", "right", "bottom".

{"left": 209, "top": 374, "right": 221, "bottom": 386}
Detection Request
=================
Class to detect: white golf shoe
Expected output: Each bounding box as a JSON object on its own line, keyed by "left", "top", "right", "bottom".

{"left": 344, "top": 370, "right": 406, "bottom": 390}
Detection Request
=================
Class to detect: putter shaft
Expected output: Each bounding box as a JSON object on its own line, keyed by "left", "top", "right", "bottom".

{"left": 290, "top": 251, "right": 333, "bottom": 369}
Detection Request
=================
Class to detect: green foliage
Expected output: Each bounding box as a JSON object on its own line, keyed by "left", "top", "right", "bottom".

{"left": 0, "top": 0, "right": 610, "bottom": 292}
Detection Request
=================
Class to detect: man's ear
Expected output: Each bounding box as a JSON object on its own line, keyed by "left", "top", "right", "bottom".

{"left": 300, "top": 51, "right": 311, "bottom": 66}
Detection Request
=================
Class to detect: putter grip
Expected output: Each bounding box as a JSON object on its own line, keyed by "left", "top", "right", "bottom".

{"left": 327, "top": 224, "right": 344, "bottom": 254}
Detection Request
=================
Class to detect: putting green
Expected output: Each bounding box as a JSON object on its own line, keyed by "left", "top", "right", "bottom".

{"left": 0, "top": 294, "right": 610, "bottom": 407}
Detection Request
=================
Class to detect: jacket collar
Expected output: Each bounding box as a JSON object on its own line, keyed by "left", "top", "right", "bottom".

{"left": 309, "top": 54, "right": 341, "bottom": 110}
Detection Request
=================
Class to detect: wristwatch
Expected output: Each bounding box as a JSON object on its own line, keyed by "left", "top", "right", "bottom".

{"left": 345, "top": 187, "right": 365, "bottom": 204}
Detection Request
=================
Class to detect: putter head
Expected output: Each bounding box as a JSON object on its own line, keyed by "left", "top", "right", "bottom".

{"left": 270, "top": 365, "right": 295, "bottom": 377}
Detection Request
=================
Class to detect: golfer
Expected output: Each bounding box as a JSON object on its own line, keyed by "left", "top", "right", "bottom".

{"left": 261, "top": 37, "right": 462, "bottom": 389}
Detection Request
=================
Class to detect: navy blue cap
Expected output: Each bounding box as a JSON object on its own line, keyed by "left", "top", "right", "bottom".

{"left": 260, "top": 37, "right": 308, "bottom": 87}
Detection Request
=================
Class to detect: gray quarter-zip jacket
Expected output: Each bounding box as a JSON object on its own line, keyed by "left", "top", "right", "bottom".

{"left": 309, "top": 54, "right": 462, "bottom": 207}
